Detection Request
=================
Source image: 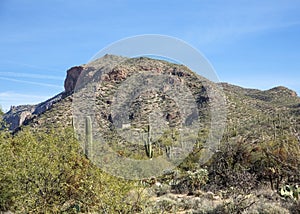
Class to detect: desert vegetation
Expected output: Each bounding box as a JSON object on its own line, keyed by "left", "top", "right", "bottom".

{"left": 0, "top": 118, "right": 299, "bottom": 213}
{"left": 1, "top": 57, "right": 300, "bottom": 213}
{"left": 0, "top": 127, "right": 146, "bottom": 213}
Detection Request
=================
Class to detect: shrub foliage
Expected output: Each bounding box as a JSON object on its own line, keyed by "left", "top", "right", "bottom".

{"left": 0, "top": 128, "right": 141, "bottom": 213}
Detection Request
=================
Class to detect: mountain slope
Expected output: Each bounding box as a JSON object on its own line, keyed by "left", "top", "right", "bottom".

{"left": 1, "top": 55, "right": 300, "bottom": 213}
{"left": 3, "top": 55, "right": 300, "bottom": 148}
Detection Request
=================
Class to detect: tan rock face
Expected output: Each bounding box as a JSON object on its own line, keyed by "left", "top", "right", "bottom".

{"left": 64, "top": 66, "right": 84, "bottom": 93}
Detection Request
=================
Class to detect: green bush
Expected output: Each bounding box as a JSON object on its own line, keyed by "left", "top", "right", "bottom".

{"left": 0, "top": 127, "right": 142, "bottom": 213}
{"left": 186, "top": 169, "right": 209, "bottom": 192}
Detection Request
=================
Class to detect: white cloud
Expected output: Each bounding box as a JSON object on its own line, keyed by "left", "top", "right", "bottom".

{"left": 1, "top": 60, "right": 63, "bottom": 73}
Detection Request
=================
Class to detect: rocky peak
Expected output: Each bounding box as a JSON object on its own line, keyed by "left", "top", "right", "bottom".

{"left": 64, "top": 66, "right": 84, "bottom": 93}
{"left": 267, "top": 86, "right": 298, "bottom": 97}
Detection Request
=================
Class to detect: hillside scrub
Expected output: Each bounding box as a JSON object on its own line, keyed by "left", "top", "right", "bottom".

{"left": 0, "top": 125, "right": 299, "bottom": 213}
{"left": 0, "top": 127, "right": 144, "bottom": 213}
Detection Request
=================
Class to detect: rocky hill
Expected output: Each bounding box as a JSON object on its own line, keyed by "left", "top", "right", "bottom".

{"left": 3, "top": 55, "right": 299, "bottom": 141}
{"left": 4, "top": 55, "right": 212, "bottom": 131}
{"left": 1, "top": 54, "right": 300, "bottom": 213}
{"left": 2, "top": 55, "right": 299, "bottom": 151}
{"left": 3, "top": 54, "right": 300, "bottom": 172}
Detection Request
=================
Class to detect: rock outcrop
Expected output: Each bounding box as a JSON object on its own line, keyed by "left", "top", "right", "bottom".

{"left": 3, "top": 92, "right": 67, "bottom": 131}
{"left": 64, "top": 66, "right": 84, "bottom": 93}
{"left": 3, "top": 63, "right": 85, "bottom": 131}
{"left": 3, "top": 105, "right": 36, "bottom": 131}
{"left": 268, "top": 86, "right": 298, "bottom": 97}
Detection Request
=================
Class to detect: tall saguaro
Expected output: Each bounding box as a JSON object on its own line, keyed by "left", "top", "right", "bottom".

{"left": 145, "top": 124, "right": 153, "bottom": 159}
{"left": 85, "top": 116, "right": 93, "bottom": 159}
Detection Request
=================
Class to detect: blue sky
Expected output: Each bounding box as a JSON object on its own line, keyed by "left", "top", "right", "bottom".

{"left": 0, "top": 0, "right": 300, "bottom": 112}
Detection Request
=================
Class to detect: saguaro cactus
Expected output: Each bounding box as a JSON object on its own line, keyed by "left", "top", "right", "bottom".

{"left": 144, "top": 124, "right": 153, "bottom": 159}
{"left": 166, "top": 145, "right": 172, "bottom": 159}
{"left": 85, "top": 116, "right": 93, "bottom": 159}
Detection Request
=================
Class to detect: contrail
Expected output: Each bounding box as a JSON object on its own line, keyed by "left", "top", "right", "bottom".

{"left": 0, "top": 77, "right": 63, "bottom": 89}
{"left": 0, "top": 92, "right": 49, "bottom": 100}
{"left": 2, "top": 60, "right": 63, "bottom": 73}
{"left": 0, "top": 72, "right": 63, "bottom": 80}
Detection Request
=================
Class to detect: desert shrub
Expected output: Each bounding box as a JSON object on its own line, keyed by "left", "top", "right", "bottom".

{"left": 250, "top": 136, "right": 300, "bottom": 190}
{"left": 0, "top": 127, "right": 142, "bottom": 213}
{"left": 0, "top": 107, "right": 6, "bottom": 129}
{"left": 208, "top": 139, "right": 257, "bottom": 193}
{"left": 153, "top": 197, "right": 177, "bottom": 212}
{"left": 289, "top": 200, "right": 300, "bottom": 214}
{"left": 208, "top": 194, "right": 256, "bottom": 214}
{"left": 186, "top": 169, "right": 209, "bottom": 192}
{"left": 248, "top": 202, "right": 290, "bottom": 214}
{"left": 154, "top": 183, "right": 171, "bottom": 197}
{"left": 169, "top": 168, "right": 208, "bottom": 194}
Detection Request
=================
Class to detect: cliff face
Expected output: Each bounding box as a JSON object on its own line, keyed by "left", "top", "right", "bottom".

{"left": 64, "top": 66, "right": 84, "bottom": 93}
